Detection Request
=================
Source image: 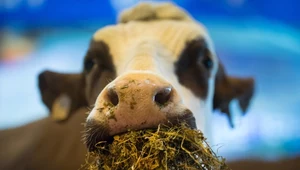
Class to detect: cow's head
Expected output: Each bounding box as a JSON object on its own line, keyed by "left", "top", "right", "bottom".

{"left": 38, "top": 2, "right": 254, "bottom": 151}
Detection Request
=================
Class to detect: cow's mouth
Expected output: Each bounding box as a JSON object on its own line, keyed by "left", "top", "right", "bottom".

{"left": 83, "top": 109, "right": 196, "bottom": 152}
{"left": 82, "top": 119, "right": 230, "bottom": 170}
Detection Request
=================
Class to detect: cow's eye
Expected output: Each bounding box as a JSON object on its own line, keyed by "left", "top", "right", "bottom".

{"left": 202, "top": 57, "right": 213, "bottom": 69}
{"left": 84, "top": 59, "right": 95, "bottom": 72}
{"left": 199, "top": 48, "right": 213, "bottom": 70}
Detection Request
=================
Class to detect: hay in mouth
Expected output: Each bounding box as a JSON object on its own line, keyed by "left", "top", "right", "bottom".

{"left": 82, "top": 124, "right": 231, "bottom": 170}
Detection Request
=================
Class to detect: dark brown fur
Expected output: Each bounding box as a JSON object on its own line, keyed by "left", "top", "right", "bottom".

{"left": 213, "top": 63, "right": 255, "bottom": 127}
{"left": 228, "top": 157, "right": 300, "bottom": 170}
{"left": 0, "top": 108, "right": 88, "bottom": 170}
{"left": 175, "top": 38, "right": 255, "bottom": 127}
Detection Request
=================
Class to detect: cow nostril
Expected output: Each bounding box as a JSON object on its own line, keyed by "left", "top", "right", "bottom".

{"left": 107, "top": 89, "right": 119, "bottom": 106}
{"left": 154, "top": 87, "right": 172, "bottom": 106}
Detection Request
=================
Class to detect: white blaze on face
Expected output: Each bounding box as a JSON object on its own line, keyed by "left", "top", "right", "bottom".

{"left": 91, "top": 19, "right": 218, "bottom": 136}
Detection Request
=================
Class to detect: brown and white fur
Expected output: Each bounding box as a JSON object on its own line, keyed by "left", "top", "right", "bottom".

{"left": 83, "top": 2, "right": 254, "bottom": 150}
{"left": 0, "top": 2, "right": 254, "bottom": 170}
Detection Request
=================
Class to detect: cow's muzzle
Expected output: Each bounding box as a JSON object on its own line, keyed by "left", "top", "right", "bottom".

{"left": 84, "top": 73, "right": 196, "bottom": 151}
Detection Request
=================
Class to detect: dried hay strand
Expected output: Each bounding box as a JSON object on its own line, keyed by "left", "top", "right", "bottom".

{"left": 82, "top": 124, "right": 231, "bottom": 170}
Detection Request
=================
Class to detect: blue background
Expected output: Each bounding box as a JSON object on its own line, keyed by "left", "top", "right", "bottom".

{"left": 1, "top": 0, "right": 300, "bottom": 161}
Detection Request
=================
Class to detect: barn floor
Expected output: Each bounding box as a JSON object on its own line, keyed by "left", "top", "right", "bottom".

{"left": 0, "top": 18, "right": 299, "bottom": 162}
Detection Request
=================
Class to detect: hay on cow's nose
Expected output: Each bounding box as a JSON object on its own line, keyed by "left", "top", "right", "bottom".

{"left": 83, "top": 124, "right": 231, "bottom": 170}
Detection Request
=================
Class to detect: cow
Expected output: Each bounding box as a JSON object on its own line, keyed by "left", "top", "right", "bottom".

{"left": 0, "top": 2, "right": 254, "bottom": 170}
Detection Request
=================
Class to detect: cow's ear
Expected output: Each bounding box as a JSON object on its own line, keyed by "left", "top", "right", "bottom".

{"left": 38, "top": 70, "right": 87, "bottom": 122}
{"left": 213, "top": 63, "right": 255, "bottom": 127}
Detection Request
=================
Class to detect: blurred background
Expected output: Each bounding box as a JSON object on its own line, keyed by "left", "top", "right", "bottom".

{"left": 1, "top": 0, "right": 299, "bottom": 163}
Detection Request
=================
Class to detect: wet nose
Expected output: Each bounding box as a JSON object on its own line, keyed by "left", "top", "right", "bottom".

{"left": 106, "top": 81, "right": 172, "bottom": 108}
{"left": 87, "top": 73, "right": 195, "bottom": 137}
